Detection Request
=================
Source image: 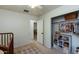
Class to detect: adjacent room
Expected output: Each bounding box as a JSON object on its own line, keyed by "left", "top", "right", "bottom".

{"left": 0, "top": 5, "right": 79, "bottom": 54}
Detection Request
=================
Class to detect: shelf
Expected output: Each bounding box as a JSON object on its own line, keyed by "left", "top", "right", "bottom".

{"left": 64, "top": 41, "right": 69, "bottom": 43}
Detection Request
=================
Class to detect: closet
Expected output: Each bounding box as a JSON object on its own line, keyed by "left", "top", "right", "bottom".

{"left": 51, "top": 11, "right": 79, "bottom": 54}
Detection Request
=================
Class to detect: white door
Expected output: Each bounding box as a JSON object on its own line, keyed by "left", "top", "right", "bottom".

{"left": 37, "top": 19, "right": 44, "bottom": 45}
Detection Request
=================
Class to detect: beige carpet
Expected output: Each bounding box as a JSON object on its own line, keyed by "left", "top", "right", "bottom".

{"left": 14, "top": 41, "right": 64, "bottom": 54}
{"left": 14, "top": 43, "right": 42, "bottom": 54}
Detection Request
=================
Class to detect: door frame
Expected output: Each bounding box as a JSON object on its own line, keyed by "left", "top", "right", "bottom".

{"left": 43, "top": 19, "right": 44, "bottom": 45}
{"left": 51, "top": 18, "right": 54, "bottom": 47}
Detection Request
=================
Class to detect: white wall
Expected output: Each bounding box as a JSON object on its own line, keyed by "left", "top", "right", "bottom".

{"left": 38, "top": 5, "right": 79, "bottom": 48}
{"left": 0, "top": 9, "right": 37, "bottom": 48}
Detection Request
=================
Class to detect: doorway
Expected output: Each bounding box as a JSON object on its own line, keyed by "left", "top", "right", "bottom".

{"left": 37, "top": 19, "right": 44, "bottom": 45}
{"left": 34, "top": 22, "right": 37, "bottom": 41}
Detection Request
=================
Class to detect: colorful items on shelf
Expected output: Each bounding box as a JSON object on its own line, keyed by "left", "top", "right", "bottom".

{"left": 59, "top": 22, "right": 74, "bottom": 33}
{"left": 53, "top": 31, "right": 72, "bottom": 53}
{"left": 59, "top": 20, "right": 79, "bottom": 34}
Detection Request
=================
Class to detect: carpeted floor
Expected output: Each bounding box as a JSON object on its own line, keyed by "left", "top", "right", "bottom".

{"left": 14, "top": 43, "right": 42, "bottom": 54}
{"left": 15, "top": 46, "right": 42, "bottom": 54}
{"left": 14, "top": 41, "right": 64, "bottom": 54}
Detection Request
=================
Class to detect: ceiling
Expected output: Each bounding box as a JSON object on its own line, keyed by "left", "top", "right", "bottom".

{"left": 0, "top": 5, "right": 61, "bottom": 16}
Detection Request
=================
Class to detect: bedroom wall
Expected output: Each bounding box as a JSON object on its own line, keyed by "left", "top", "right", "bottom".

{"left": 0, "top": 9, "right": 37, "bottom": 48}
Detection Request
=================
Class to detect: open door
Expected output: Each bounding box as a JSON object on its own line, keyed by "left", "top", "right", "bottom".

{"left": 37, "top": 19, "right": 44, "bottom": 45}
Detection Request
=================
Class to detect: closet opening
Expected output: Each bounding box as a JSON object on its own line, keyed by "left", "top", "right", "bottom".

{"left": 51, "top": 11, "right": 78, "bottom": 54}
